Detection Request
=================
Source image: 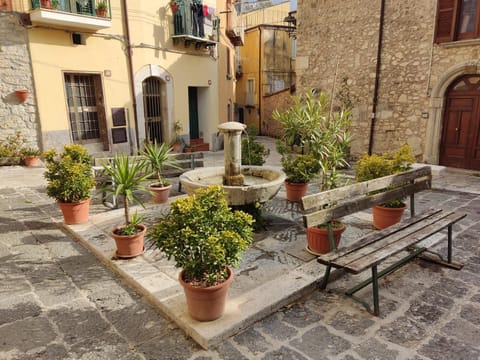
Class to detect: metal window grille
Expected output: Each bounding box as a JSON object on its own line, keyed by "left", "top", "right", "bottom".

{"left": 142, "top": 77, "right": 163, "bottom": 143}
{"left": 65, "top": 74, "right": 101, "bottom": 142}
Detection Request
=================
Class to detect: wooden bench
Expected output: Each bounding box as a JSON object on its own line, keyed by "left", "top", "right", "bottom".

{"left": 301, "top": 166, "right": 466, "bottom": 316}
{"left": 93, "top": 152, "right": 204, "bottom": 208}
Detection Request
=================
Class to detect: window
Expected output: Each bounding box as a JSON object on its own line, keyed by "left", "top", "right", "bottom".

{"left": 435, "top": 0, "right": 480, "bottom": 43}
{"left": 65, "top": 74, "right": 103, "bottom": 144}
{"left": 246, "top": 78, "right": 255, "bottom": 106}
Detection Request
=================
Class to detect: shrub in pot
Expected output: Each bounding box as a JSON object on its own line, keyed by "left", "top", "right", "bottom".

{"left": 241, "top": 125, "right": 270, "bottom": 166}
{"left": 280, "top": 153, "right": 320, "bottom": 201}
{"left": 21, "top": 146, "right": 42, "bottom": 167}
{"left": 44, "top": 144, "right": 95, "bottom": 224}
{"left": 149, "top": 185, "right": 254, "bottom": 321}
{"left": 101, "top": 154, "right": 152, "bottom": 258}
{"left": 140, "top": 141, "right": 180, "bottom": 204}
{"left": 355, "top": 144, "right": 415, "bottom": 229}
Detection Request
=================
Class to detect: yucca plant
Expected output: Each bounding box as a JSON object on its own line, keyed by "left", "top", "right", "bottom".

{"left": 139, "top": 141, "right": 180, "bottom": 187}
{"left": 101, "top": 154, "right": 151, "bottom": 233}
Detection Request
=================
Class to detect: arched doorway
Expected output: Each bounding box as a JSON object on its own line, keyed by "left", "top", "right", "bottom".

{"left": 440, "top": 75, "right": 480, "bottom": 170}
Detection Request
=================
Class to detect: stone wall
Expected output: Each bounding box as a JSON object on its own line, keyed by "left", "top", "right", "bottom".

{"left": 262, "top": 89, "right": 293, "bottom": 137}
{"left": 295, "top": 0, "right": 466, "bottom": 162}
{"left": 0, "top": 12, "right": 40, "bottom": 149}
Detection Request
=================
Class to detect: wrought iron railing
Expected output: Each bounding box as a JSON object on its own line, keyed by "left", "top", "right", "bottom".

{"left": 31, "top": 0, "right": 111, "bottom": 18}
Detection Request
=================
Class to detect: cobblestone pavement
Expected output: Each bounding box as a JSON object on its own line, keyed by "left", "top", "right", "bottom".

{"left": 1, "top": 142, "right": 480, "bottom": 359}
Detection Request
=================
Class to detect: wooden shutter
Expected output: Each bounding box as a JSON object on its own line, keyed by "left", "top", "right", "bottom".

{"left": 435, "top": 0, "right": 459, "bottom": 43}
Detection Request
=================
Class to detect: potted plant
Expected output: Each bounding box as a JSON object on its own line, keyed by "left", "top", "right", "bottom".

{"left": 280, "top": 153, "right": 320, "bottom": 202}
{"left": 171, "top": 121, "right": 184, "bottom": 153}
{"left": 43, "top": 144, "right": 95, "bottom": 224}
{"left": 95, "top": 1, "right": 108, "bottom": 17}
{"left": 355, "top": 144, "right": 415, "bottom": 229}
{"left": 149, "top": 185, "right": 254, "bottom": 321}
{"left": 0, "top": 131, "right": 26, "bottom": 166}
{"left": 21, "top": 146, "right": 42, "bottom": 167}
{"left": 274, "top": 89, "right": 352, "bottom": 253}
{"left": 101, "top": 154, "right": 152, "bottom": 258}
{"left": 14, "top": 89, "right": 29, "bottom": 102}
{"left": 140, "top": 141, "right": 180, "bottom": 204}
{"left": 241, "top": 125, "right": 270, "bottom": 166}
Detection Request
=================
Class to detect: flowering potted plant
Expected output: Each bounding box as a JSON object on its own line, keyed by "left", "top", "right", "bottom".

{"left": 149, "top": 185, "right": 254, "bottom": 321}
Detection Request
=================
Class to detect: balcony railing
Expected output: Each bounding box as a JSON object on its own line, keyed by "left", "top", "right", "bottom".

{"left": 30, "top": 0, "right": 111, "bottom": 30}
{"left": 171, "top": 0, "right": 218, "bottom": 49}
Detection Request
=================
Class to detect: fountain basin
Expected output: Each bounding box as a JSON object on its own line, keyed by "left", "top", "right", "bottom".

{"left": 179, "top": 166, "right": 286, "bottom": 206}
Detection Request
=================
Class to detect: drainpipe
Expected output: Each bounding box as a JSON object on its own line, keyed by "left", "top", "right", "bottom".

{"left": 258, "top": 26, "right": 262, "bottom": 134}
{"left": 368, "top": 0, "right": 385, "bottom": 155}
{"left": 122, "top": 0, "right": 140, "bottom": 154}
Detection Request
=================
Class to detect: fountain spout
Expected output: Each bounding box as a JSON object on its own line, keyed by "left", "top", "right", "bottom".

{"left": 218, "top": 122, "right": 246, "bottom": 186}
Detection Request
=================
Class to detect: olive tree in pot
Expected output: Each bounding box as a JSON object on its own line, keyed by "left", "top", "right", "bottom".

{"left": 140, "top": 141, "right": 180, "bottom": 204}
{"left": 44, "top": 144, "right": 95, "bottom": 224}
{"left": 101, "top": 154, "right": 152, "bottom": 258}
{"left": 355, "top": 144, "right": 415, "bottom": 229}
{"left": 149, "top": 185, "right": 254, "bottom": 321}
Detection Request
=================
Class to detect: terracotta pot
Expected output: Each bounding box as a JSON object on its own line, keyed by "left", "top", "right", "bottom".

{"left": 15, "top": 90, "right": 29, "bottom": 102}
{"left": 179, "top": 268, "right": 234, "bottom": 321}
{"left": 95, "top": 8, "right": 107, "bottom": 17}
{"left": 110, "top": 224, "right": 146, "bottom": 258}
{"left": 40, "top": 0, "right": 51, "bottom": 8}
{"left": 23, "top": 156, "right": 39, "bottom": 167}
{"left": 172, "top": 142, "right": 183, "bottom": 153}
{"left": 284, "top": 181, "right": 308, "bottom": 202}
{"left": 148, "top": 183, "right": 172, "bottom": 204}
{"left": 372, "top": 204, "right": 407, "bottom": 229}
{"left": 306, "top": 222, "right": 346, "bottom": 254}
{"left": 57, "top": 198, "right": 90, "bottom": 224}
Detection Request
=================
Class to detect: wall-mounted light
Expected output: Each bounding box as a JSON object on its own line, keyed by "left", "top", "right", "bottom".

{"left": 283, "top": 12, "right": 297, "bottom": 38}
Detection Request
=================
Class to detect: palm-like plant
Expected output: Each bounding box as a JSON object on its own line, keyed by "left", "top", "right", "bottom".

{"left": 101, "top": 154, "right": 151, "bottom": 232}
{"left": 140, "top": 141, "right": 180, "bottom": 187}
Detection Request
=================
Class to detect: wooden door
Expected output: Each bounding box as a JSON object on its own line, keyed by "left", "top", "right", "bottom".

{"left": 440, "top": 76, "right": 480, "bottom": 170}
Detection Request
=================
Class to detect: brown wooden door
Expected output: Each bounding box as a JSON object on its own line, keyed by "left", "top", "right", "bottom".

{"left": 440, "top": 76, "right": 480, "bottom": 170}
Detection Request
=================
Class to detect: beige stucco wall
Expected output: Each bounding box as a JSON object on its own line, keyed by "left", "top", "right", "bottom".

{"left": 7, "top": 0, "right": 222, "bottom": 153}
{"left": 296, "top": 0, "right": 480, "bottom": 163}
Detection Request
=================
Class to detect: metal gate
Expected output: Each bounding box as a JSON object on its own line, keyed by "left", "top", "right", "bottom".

{"left": 142, "top": 77, "right": 163, "bottom": 143}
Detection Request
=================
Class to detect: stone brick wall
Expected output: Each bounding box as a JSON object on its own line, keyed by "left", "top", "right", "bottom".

{"left": 0, "top": 12, "right": 40, "bottom": 149}
{"left": 295, "top": 0, "right": 477, "bottom": 163}
{"left": 262, "top": 89, "right": 293, "bottom": 137}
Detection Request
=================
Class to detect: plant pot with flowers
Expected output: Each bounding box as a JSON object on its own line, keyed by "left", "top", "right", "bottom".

{"left": 95, "top": 1, "right": 108, "bottom": 17}
{"left": 355, "top": 144, "right": 415, "bottom": 229}
{"left": 44, "top": 144, "right": 95, "bottom": 224}
{"left": 149, "top": 185, "right": 254, "bottom": 321}
{"left": 101, "top": 154, "right": 152, "bottom": 258}
{"left": 140, "top": 141, "right": 180, "bottom": 204}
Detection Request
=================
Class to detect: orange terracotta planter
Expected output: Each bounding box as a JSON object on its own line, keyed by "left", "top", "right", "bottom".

{"left": 372, "top": 204, "right": 406, "bottom": 229}
{"left": 148, "top": 184, "right": 172, "bottom": 204}
{"left": 306, "top": 222, "right": 346, "bottom": 254}
{"left": 57, "top": 198, "right": 90, "bottom": 224}
{"left": 23, "top": 156, "right": 40, "bottom": 167}
{"left": 284, "top": 181, "right": 308, "bottom": 202}
{"left": 110, "top": 224, "right": 146, "bottom": 258}
{"left": 179, "top": 268, "right": 234, "bottom": 321}
{"left": 15, "top": 90, "right": 29, "bottom": 102}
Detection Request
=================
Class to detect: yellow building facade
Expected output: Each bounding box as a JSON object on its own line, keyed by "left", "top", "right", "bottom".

{"left": 2, "top": 0, "right": 235, "bottom": 155}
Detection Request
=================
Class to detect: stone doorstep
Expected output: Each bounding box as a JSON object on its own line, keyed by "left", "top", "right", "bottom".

{"left": 62, "top": 210, "right": 324, "bottom": 349}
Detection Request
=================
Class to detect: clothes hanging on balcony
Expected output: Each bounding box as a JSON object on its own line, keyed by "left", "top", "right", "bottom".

{"left": 191, "top": 1, "right": 204, "bottom": 38}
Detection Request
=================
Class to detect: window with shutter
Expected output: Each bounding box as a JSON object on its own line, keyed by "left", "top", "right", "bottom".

{"left": 435, "top": 0, "right": 480, "bottom": 43}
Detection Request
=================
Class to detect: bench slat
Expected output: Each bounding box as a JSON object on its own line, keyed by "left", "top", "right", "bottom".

{"left": 333, "top": 212, "right": 465, "bottom": 274}
{"left": 303, "top": 179, "right": 431, "bottom": 228}
{"left": 301, "top": 166, "right": 432, "bottom": 211}
{"left": 317, "top": 208, "right": 441, "bottom": 262}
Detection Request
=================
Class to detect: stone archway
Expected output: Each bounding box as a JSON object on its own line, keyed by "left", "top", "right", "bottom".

{"left": 425, "top": 61, "right": 480, "bottom": 165}
{"left": 134, "top": 65, "right": 174, "bottom": 146}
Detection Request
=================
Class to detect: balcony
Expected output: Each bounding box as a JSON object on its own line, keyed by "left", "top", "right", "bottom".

{"left": 171, "top": 0, "right": 218, "bottom": 49}
{"left": 30, "top": 0, "right": 111, "bottom": 31}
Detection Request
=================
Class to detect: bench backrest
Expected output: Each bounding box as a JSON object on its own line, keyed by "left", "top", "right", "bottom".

{"left": 301, "top": 166, "right": 432, "bottom": 228}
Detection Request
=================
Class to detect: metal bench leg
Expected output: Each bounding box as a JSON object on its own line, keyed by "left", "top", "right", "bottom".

{"left": 320, "top": 265, "right": 331, "bottom": 290}
{"left": 372, "top": 265, "right": 380, "bottom": 316}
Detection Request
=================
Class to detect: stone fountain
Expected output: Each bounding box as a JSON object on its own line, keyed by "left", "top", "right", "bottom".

{"left": 179, "top": 122, "right": 286, "bottom": 206}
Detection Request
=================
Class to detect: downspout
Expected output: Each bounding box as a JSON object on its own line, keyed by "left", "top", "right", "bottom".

{"left": 368, "top": 0, "right": 386, "bottom": 155}
{"left": 258, "top": 27, "right": 262, "bottom": 134}
{"left": 122, "top": 0, "right": 140, "bottom": 154}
